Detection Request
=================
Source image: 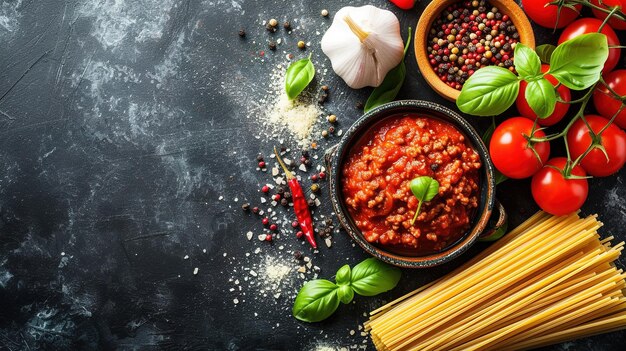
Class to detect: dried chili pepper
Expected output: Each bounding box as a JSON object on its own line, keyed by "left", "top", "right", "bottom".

{"left": 274, "top": 147, "right": 317, "bottom": 249}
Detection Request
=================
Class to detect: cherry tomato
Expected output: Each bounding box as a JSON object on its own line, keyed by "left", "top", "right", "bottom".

{"left": 558, "top": 18, "right": 621, "bottom": 74}
{"left": 593, "top": 70, "right": 626, "bottom": 129}
{"left": 522, "top": 0, "right": 581, "bottom": 28}
{"left": 567, "top": 115, "right": 626, "bottom": 177}
{"left": 591, "top": 0, "right": 626, "bottom": 30}
{"left": 531, "top": 158, "right": 589, "bottom": 216}
{"left": 517, "top": 64, "right": 571, "bottom": 126}
{"left": 489, "top": 117, "right": 551, "bottom": 179}
{"left": 389, "top": 0, "right": 415, "bottom": 10}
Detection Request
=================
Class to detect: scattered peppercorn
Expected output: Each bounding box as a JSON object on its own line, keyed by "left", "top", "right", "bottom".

{"left": 266, "top": 24, "right": 276, "bottom": 33}
{"left": 328, "top": 126, "right": 335, "bottom": 134}
{"left": 257, "top": 154, "right": 264, "bottom": 162}
{"left": 319, "top": 171, "right": 326, "bottom": 179}
{"left": 268, "top": 41, "right": 276, "bottom": 50}
{"left": 265, "top": 234, "right": 273, "bottom": 241}
{"left": 276, "top": 186, "right": 285, "bottom": 194}
{"left": 307, "top": 199, "right": 316, "bottom": 207}
{"left": 311, "top": 184, "right": 320, "bottom": 192}
{"left": 269, "top": 223, "right": 278, "bottom": 231}
{"left": 258, "top": 161, "right": 266, "bottom": 168}
{"left": 327, "top": 114, "right": 337, "bottom": 123}
{"left": 280, "top": 198, "right": 288, "bottom": 206}
{"left": 238, "top": 29, "right": 246, "bottom": 38}
{"left": 252, "top": 206, "right": 260, "bottom": 214}
{"left": 284, "top": 191, "right": 292, "bottom": 199}
{"left": 262, "top": 217, "right": 270, "bottom": 225}
{"left": 311, "top": 174, "right": 319, "bottom": 182}
{"left": 241, "top": 203, "right": 250, "bottom": 211}
{"left": 325, "top": 218, "right": 333, "bottom": 226}
{"left": 321, "top": 9, "right": 329, "bottom": 17}
{"left": 283, "top": 21, "right": 291, "bottom": 30}
{"left": 261, "top": 185, "right": 270, "bottom": 193}
{"left": 269, "top": 18, "right": 278, "bottom": 27}
{"left": 321, "top": 130, "right": 329, "bottom": 138}
{"left": 296, "top": 231, "right": 304, "bottom": 239}
{"left": 356, "top": 101, "right": 364, "bottom": 109}
{"left": 297, "top": 40, "right": 306, "bottom": 49}
{"left": 292, "top": 220, "right": 299, "bottom": 228}
{"left": 321, "top": 85, "right": 329, "bottom": 91}
{"left": 293, "top": 250, "right": 303, "bottom": 259}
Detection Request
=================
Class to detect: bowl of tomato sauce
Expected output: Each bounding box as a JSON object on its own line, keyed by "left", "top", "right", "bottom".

{"left": 325, "top": 100, "right": 505, "bottom": 268}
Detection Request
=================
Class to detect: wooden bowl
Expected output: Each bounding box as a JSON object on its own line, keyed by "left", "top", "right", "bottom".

{"left": 415, "top": 0, "right": 536, "bottom": 101}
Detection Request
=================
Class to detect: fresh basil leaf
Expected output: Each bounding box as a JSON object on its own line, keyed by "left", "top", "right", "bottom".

{"left": 536, "top": 44, "right": 556, "bottom": 64}
{"left": 350, "top": 258, "right": 401, "bottom": 296}
{"left": 514, "top": 43, "right": 542, "bottom": 80}
{"left": 548, "top": 33, "right": 609, "bottom": 90}
{"left": 364, "top": 27, "right": 412, "bottom": 113}
{"left": 456, "top": 66, "right": 521, "bottom": 116}
{"left": 337, "top": 285, "right": 354, "bottom": 304}
{"left": 410, "top": 176, "right": 439, "bottom": 202}
{"left": 525, "top": 78, "right": 557, "bottom": 119}
{"left": 335, "top": 264, "right": 351, "bottom": 286}
{"left": 285, "top": 55, "right": 315, "bottom": 100}
{"left": 293, "top": 279, "right": 339, "bottom": 322}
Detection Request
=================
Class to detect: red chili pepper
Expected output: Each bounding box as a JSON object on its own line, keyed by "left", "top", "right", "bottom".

{"left": 389, "top": 0, "right": 415, "bottom": 10}
{"left": 274, "top": 147, "right": 317, "bottom": 249}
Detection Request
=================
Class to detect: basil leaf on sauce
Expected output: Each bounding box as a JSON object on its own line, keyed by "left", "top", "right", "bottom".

{"left": 409, "top": 176, "right": 440, "bottom": 225}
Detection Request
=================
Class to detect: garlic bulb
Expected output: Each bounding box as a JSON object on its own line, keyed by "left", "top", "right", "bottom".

{"left": 321, "top": 5, "right": 404, "bottom": 89}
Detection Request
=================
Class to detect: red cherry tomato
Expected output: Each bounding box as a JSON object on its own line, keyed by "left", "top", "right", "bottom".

{"left": 567, "top": 115, "right": 626, "bottom": 177}
{"left": 591, "top": 0, "right": 626, "bottom": 30}
{"left": 531, "top": 158, "right": 589, "bottom": 216}
{"left": 522, "top": 0, "right": 581, "bottom": 28}
{"left": 558, "top": 18, "right": 621, "bottom": 74}
{"left": 489, "top": 117, "right": 551, "bottom": 179}
{"left": 517, "top": 64, "right": 571, "bottom": 126}
{"left": 389, "top": 0, "right": 415, "bottom": 10}
{"left": 593, "top": 70, "right": 626, "bottom": 129}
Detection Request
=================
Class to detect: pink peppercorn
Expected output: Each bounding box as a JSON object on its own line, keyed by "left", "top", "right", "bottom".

{"left": 265, "top": 234, "right": 272, "bottom": 241}
{"left": 261, "top": 185, "right": 270, "bottom": 193}
{"left": 296, "top": 231, "right": 303, "bottom": 238}
{"left": 269, "top": 224, "right": 278, "bottom": 231}
{"left": 262, "top": 217, "right": 269, "bottom": 225}
{"left": 258, "top": 161, "right": 266, "bottom": 168}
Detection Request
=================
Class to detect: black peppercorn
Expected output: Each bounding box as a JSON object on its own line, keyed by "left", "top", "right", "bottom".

{"left": 280, "top": 198, "right": 288, "bottom": 206}
{"left": 307, "top": 199, "right": 315, "bottom": 207}
{"left": 356, "top": 101, "right": 364, "bottom": 109}
{"left": 242, "top": 203, "right": 250, "bottom": 211}
{"left": 238, "top": 29, "right": 246, "bottom": 38}
{"left": 325, "top": 218, "right": 333, "bottom": 226}
{"left": 277, "top": 186, "right": 285, "bottom": 194}
{"left": 269, "top": 41, "right": 276, "bottom": 50}
{"left": 283, "top": 21, "right": 291, "bottom": 30}
{"left": 293, "top": 250, "right": 303, "bottom": 260}
{"left": 284, "top": 191, "right": 291, "bottom": 199}
{"left": 257, "top": 154, "right": 264, "bottom": 162}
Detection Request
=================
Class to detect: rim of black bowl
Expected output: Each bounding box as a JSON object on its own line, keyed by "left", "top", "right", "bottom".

{"left": 327, "top": 100, "right": 496, "bottom": 268}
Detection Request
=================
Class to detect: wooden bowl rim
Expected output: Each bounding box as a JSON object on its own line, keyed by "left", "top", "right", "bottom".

{"left": 415, "top": 0, "right": 536, "bottom": 102}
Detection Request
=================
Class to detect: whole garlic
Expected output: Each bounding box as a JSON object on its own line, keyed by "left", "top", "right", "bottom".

{"left": 321, "top": 5, "right": 404, "bottom": 89}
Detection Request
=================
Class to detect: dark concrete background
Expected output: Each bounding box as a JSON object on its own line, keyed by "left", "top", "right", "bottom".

{"left": 0, "top": 0, "right": 624, "bottom": 350}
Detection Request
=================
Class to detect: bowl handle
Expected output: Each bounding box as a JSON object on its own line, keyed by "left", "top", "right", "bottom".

{"left": 478, "top": 200, "right": 508, "bottom": 242}
{"left": 324, "top": 143, "right": 340, "bottom": 177}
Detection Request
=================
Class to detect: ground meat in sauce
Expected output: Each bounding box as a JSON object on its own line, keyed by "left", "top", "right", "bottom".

{"left": 341, "top": 115, "right": 481, "bottom": 254}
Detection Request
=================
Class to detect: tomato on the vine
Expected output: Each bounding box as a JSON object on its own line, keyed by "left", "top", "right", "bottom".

{"left": 558, "top": 18, "right": 621, "bottom": 74}
{"left": 489, "top": 117, "right": 551, "bottom": 179}
{"left": 522, "top": 0, "right": 581, "bottom": 28}
{"left": 517, "top": 64, "right": 571, "bottom": 126}
{"left": 591, "top": 0, "right": 626, "bottom": 30}
{"left": 567, "top": 115, "right": 626, "bottom": 177}
{"left": 531, "top": 158, "right": 589, "bottom": 216}
{"left": 593, "top": 70, "right": 626, "bottom": 129}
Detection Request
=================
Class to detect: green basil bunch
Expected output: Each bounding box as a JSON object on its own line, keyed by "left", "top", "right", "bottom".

{"left": 292, "top": 258, "right": 401, "bottom": 323}
{"left": 456, "top": 33, "right": 609, "bottom": 117}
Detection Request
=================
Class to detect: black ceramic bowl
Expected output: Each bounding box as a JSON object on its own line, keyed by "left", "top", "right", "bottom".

{"left": 325, "top": 100, "right": 505, "bottom": 268}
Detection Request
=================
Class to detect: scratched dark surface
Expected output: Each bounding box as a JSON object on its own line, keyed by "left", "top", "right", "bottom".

{"left": 0, "top": 0, "right": 624, "bottom": 350}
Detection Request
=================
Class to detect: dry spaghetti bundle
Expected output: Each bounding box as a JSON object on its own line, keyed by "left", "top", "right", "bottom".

{"left": 366, "top": 212, "right": 626, "bottom": 351}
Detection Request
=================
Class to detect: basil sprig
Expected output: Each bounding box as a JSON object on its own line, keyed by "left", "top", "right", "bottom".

{"left": 364, "top": 27, "right": 412, "bottom": 113}
{"left": 292, "top": 258, "right": 401, "bottom": 323}
{"left": 409, "top": 176, "right": 440, "bottom": 225}
{"left": 457, "top": 33, "right": 609, "bottom": 118}
{"left": 285, "top": 54, "right": 315, "bottom": 100}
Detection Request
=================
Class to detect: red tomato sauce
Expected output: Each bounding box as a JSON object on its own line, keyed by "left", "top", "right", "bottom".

{"left": 341, "top": 115, "right": 482, "bottom": 254}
